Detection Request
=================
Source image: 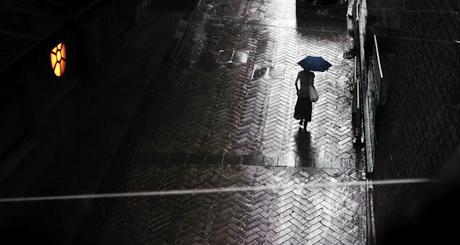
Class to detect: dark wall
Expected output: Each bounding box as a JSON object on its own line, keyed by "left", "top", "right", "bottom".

{"left": 0, "top": 0, "right": 178, "bottom": 244}
{"left": 367, "top": 0, "right": 460, "bottom": 242}
{"left": 378, "top": 147, "right": 460, "bottom": 245}
{"left": 0, "top": 0, "right": 94, "bottom": 69}
{"left": 0, "top": 0, "right": 151, "bottom": 184}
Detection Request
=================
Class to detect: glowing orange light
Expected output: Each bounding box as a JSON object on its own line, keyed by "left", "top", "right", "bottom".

{"left": 50, "top": 42, "right": 66, "bottom": 77}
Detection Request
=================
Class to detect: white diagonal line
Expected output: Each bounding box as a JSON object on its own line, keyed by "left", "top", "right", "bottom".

{"left": 0, "top": 178, "right": 434, "bottom": 203}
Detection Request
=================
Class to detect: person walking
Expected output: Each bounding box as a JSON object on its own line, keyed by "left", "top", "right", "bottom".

{"left": 294, "top": 69, "right": 315, "bottom": 130}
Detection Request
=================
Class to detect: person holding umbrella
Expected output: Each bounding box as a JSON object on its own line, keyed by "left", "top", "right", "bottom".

{"left": 294, "top": 56, "right": 331, "bottom": 130}
{"left": 294, "top": 69, "right": 316, "bottom": 130}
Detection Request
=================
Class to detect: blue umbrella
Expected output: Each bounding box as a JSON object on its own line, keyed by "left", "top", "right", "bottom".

{"left": 297, "top": 56, "right": 332, "bottom": 72}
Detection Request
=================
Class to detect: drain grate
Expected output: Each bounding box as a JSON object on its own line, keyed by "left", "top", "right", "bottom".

{"left": 251, "top": 65, "right": 270, "bottom": 80}
{"left": 216, "top": 49, "right": 249, "bottom": 65}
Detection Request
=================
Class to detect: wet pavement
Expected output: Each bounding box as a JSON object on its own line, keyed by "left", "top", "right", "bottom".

{"left": 86, "top": 165, "right": 366, "bottom": 244}
{"left": 136, "top": 0, "right": 358, "bottom": 168}
{"left": 80, "top": 0, "right": 368, "bottom": 244}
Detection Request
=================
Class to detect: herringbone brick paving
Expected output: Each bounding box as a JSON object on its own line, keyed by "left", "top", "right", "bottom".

{"left": 83, "top": 0, "right": 368, "bottom": 244}
{"left": 136, "top": 0, "right": 358, "bottom": 168}
{"left": 92, "top": 165, "right": 366, "bottom": 245}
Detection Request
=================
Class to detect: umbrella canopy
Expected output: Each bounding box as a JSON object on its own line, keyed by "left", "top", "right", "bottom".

{"left": 297, "top": 56, "right": 332, "bottom": 72}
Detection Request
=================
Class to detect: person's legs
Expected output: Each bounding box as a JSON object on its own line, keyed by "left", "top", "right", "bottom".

{"left": 299, "top": 119, "right": 304, "bottom": 125}
{"left": 304, "top": 101, "right": 312, "bottom": 131}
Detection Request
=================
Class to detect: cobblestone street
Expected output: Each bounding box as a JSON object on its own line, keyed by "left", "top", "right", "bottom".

{"left": 81, "top": 0, "right": 368, "bottom": 244}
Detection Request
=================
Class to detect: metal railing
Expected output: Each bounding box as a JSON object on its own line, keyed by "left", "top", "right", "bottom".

{"left": 366, "top": 34, "right": 385, "bottom": 174}
{"left": 350, "top": 0, "right": 375, "bottom": 171}
{"left": 372, "top": 34, "right": 385, "bottom": 106}
{"left": 351, "top": 0, "right": 366, "bottom": 146}
{"left": 363, "top": 31, "right": 385, "bottom": 245}
{"left": 349, "top": 1, "right": 378, "bottom": 243}
{"left": 352, "top": 56, "right": 363, "bottom": 144}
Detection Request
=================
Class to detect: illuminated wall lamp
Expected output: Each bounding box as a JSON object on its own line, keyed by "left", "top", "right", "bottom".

{"left": 50, "top": 42, "right": 66, "bottom": 77}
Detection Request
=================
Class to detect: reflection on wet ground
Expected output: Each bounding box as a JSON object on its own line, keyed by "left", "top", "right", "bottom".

{"left": 122, "top": 0, "right": 360, "bottom": 168}
{"left": 75, "top": 0, "right": 368, "bottom": 244}
{"left": 295, "top": 129, "right": 314, "bottom": 167}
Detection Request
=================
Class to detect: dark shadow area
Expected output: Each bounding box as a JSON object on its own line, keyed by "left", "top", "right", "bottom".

{"left": 0, "top": 200, "right": 92, "bottom": 245}
{"left": 0, "top": 0, "right": 199, "bottom": 243}
{"left": 295, "top": 1, "right": 347, "bottom": 33}
{"left": 379, "top": 147, "right": 460, "bottom": 245}
{"left": 368, "top": 0, "right": 460, "bottom": 241}
{"left": 296, "top": 12, "right": 347, "bottom": 33}
{"left": 0, "top": 218, "right": 58, "bottom": 245}
{"left": 295, "top": 128, "right": 314, "bottom": 167}
{"left": 0, "top": 0, "right": 93, "bottom": 69}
